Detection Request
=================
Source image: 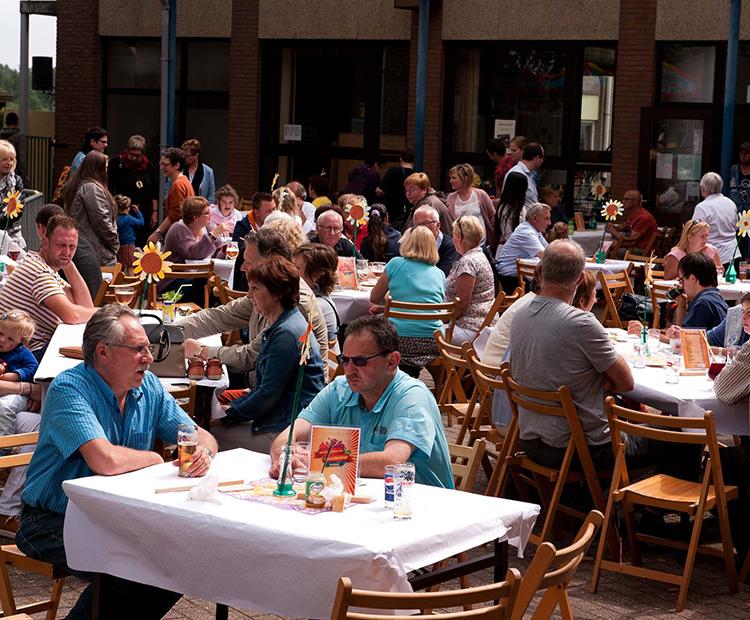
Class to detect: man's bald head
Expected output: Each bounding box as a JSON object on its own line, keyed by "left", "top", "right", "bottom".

{"left": 539, "top": 239, "right": 585, "bottom": 288}
{"left": 413, "top": 206, "right": 440, "bottom": 238}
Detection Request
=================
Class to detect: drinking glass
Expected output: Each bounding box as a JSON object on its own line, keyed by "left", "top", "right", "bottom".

{"left": 633, "top": 341, "right": 647, "bottom": 368}
{"left": 647, "top": 329, "right": 660, "bottom": 355}
{"left": 726, "top": 345, "right": 740, "bottom": 365}
{"left": 393, "top": 462, "right": 415, "bottom": 519}
{"left": 665, "top": 353, "right": 681, "bottom": 384}
{"left": 225, "top": 241, "right": 239, "bottom": 260}
{"left": 356, "top": 259, "right": 369, "bottom": 279}
{"left": 669, "top": 337, "right": 682, "bottom": 355}
{"left": 114, "top": 286, "right": 134, "bottom": 306}
{"left": 708, "top": 355, "right": 726, "bottom": 380}
{"left": 292, "top": 442, "right": 311, "bottom": 492}
{"left": 177, "top": 423, "right": 198, "bottom": 478}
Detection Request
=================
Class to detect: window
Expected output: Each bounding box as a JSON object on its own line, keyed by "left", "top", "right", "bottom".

{"left": 660, "top": 45, "right": 716, "bottom": 104}
{"left": 580, "top": 47, "right": 615, "bottom": 153}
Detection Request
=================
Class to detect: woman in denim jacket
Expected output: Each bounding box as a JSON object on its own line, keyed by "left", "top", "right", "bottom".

{"left": 212, "top": 256, "right": 326, "bottom": 453}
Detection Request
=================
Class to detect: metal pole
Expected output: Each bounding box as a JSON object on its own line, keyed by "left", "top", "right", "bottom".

{"left": 159, "top": 0, "right": 177, "bottom": 213}
{"left": 721, "top": 0, "right": 741, "bottom": 188}
{"left": 414, "top": 0, "right": 430, "bottom": 172}
{"left": 167, "top": 0, "right": 176, "bottom": 148}
{"left": 19, "top": 11, "right": 29, "bottom": 136}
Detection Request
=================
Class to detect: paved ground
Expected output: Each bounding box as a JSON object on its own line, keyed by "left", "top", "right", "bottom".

{"left": 5, "top": 393, "right": 750, "bottom": 618}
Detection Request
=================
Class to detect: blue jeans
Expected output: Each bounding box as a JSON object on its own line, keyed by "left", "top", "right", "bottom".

{"left": 17, "top": 506, "right": 182, "bottom": 620}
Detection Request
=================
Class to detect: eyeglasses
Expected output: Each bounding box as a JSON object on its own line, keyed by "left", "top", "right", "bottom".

{"left": 317, "top": 226, "right": 342, "bottom": 233}
{"left": 108, "top": 342, "right": 151, "bottom": 356}
{"left": 337, "top": 351, "right": 391, "bottom": 367}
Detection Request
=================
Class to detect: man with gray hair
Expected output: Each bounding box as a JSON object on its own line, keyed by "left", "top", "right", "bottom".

{"left": 495, "top": 202, "right": 551, "bottom": 293}
{"left": 509, "top": 239, "right": 634, "bottom": 470}
{"left": 309, "top": 209, "right": 361, "bottom": 258}
{"left": 412, "top": 205, "right": 459, "bottom": 275}
{"left": 17, "top": 305, "right": 217, "bottom": 617}
{"left": 693, "top": 171, "right": 739, "bottom": 269}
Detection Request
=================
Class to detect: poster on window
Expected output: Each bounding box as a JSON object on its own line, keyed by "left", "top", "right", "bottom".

{"left": 655, "top": 153, "right": 674, "bottom": 179}
{"left": 494, "top": 119, "right": 516, "bottom": 145}
{"left": 676, "top": 154, "right": 701, "bottom": 181}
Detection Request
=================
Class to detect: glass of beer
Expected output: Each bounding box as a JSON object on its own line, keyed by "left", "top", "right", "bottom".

{"left": 114, "top": 286, "right": 135, "bottom": 306}
{"left": 177, "top": 423, "right": 199, "bottom": 478}
{"left": 225, "top": 241, "right": 239, "bottom": 260}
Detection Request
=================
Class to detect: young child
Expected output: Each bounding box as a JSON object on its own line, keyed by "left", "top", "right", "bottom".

{"left": 0, "top": 310, "right": 38, "bottom": 436}
{"left": 116, "top": 194, "right": 144, "bottom": 275}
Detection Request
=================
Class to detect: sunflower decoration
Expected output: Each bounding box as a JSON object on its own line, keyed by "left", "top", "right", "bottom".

{"left": 297, "top": 311, "right": 314, "bottom": 366}
{"left": 590, "top": 179, "right": 608, "bottom": 202}
{"left": 600, "top": 199, "right": 623, "bottom": 221}
{"left": 133, "top": 241, "right": 173, "bottom": 283}
{"left": 644, "top": 252, "right": 656, "bottom": 289}
{"left": 2, "top": 191, "right": 24, "bottom": 220}
{"left": 345, "top": 201, "right": 370, "bottom": 228}
{"left": 737, "top": 210, "right": 750, "bottom": 238}
{"left": 270, "top": 172, "right": 280, "bottom": 192}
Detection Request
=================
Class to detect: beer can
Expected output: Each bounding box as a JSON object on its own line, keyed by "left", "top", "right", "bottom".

{"left": 384, "top": 464, "right": 396, "bottom": 506}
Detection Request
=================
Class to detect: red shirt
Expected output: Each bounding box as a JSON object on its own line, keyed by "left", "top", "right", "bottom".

{"left": 626, "top": 208, "right": 657, "bottom": 246}
{"left": 495, "top": 155, "right": 515, "bottom": 196}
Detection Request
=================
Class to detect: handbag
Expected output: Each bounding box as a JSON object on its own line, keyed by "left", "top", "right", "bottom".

{"left": 140, "top": 314, "right": 187, "bottom": 377}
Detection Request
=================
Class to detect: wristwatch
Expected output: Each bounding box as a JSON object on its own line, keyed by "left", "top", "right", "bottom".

{"left": 205, "top": 447, "right": 215, "bottom": 460}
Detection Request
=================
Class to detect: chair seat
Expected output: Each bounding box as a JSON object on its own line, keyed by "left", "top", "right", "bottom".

{"left": 508, "top": 453, "right": 610, "bottom": 483}
{"left": 616, "top": 474, "right": 738, "bottom": 513}
{"left": 440, "top": 402, "right": 472, "bottom": 421}
{"left": 0, "top": 545, "right": 65, "bottom": 579}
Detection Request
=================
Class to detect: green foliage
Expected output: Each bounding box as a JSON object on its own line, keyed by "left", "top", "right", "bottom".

{"left": 0, "top": 64, "right": 54, "bottom": 112}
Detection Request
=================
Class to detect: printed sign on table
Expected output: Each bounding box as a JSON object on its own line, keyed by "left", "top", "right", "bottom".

{"left": 337, "top": 256, "right": 358, "bottom": 290}
{"left": 309, "top": 425, "right": 360, "bottom": 494}
{"left": 680, "top": 328, "right": 710, "bottom": 369}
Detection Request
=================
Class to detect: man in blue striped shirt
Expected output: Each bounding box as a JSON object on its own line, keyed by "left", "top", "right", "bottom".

{"left": 17, "top": 305, "right": 217, "bottom": 619}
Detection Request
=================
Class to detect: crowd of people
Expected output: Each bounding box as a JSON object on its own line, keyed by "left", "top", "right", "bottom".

{"left": 1, "top": 124, "right": 750, "bottom": 617}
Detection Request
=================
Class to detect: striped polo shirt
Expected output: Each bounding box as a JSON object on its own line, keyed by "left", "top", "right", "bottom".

{"left": 0, "top": 252, "right": 69, "bottom": 351}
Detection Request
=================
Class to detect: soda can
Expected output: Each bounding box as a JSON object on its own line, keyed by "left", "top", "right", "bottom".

{"left": 384, "top": 464, "right": 396, "bottom": 506}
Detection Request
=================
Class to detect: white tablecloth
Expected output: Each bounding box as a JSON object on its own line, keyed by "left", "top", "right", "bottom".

{"left": 62, "top": 449, "right": 539, "bottom": 618}
{"left": 655, "top": 278, "right": 750, "bottom": 303}
{"left": 519, "top": 257, "right": 632, "bottom": 280}
{"left": 331, "top": 288, "right": 373, "bottom": 324}
{"left": 569, "top": 226, "right": 612, "bottom": 256}
{"left": 610, "top": 331, "right": 749, "bottom": 435}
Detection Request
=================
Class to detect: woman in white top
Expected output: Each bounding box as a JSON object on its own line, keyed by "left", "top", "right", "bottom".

{"left": 692, "top": 172, "right": 739, "bottom": 268}
{"left": 446, "top": 163, "right": 496, "bottom": 249}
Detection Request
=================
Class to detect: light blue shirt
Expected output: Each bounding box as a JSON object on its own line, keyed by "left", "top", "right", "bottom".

{"left": 23, "top": 364, "right": 193, "bottom": 514}
{"left": 505, "top": 161, "right": 538, "bottom": 207}
{"left": 385, "top": 257, "right": 446, "bottom": 338}
{"left": 299, "top": 371, "right": 455, "bottom": 489}
{"left": 496, "top": 221, "right": 549, "bottom": 276}
{"left": 70, "top": 151, "right": 85, "bottom": 174}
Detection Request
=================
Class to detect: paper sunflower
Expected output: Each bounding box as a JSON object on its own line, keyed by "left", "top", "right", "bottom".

{"left": 2, "top": 191, "right": 24, "bottom": 219}
{"left": 590, "top": 179, "right": 608, "bottom": 200}
{"left": 346, "top": 202, "right": 370, "bottom": 227}
{"left": 644, "top": 252, "right": 656, "bottom": 288}
{"left": 133, "top": 242, "right": 173, "bottom": 283}
{"left": 600, "top": 199, "right": 623, "bottom": 221}
{"left": 737, "top": 210, "right": 750, "bottom": 238}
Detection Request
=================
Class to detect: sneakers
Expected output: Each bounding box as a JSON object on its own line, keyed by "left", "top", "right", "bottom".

{"left": 0, "top": 514, "right": 19, "bottom": 538}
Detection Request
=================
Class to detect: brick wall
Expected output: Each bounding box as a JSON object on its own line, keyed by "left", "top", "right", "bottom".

{"left": 406, "top": 2, "right": 444, "bottom": 186}
{"left": 611, "top": 0, "right": 657, "bottom": 197}
{"left": 54, "top": 0, "right": 102, "bottom": 183}
{"left": 227, "top": 0, "right": 261, "bottom": 198}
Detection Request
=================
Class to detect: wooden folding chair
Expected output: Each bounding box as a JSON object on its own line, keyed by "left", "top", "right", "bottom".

{"left": 650, "top": 280, "right": 674, "bottom": 329}
{"left": 596, "top": 269, "right": 634, "bottom": 328}
{"left": 210, "top": 274, "right": 245, "bottom": 305}
{"left": 0, "top": 432, "right": 67, "bottom": 620}
{"left": 434, "top": 333, "right": 477, "bottom": 428}
{"left": 449, "top": 440, "right": 486, "bottom": 493}
{"left": 167, "top": 381, "right": 197, "bottom": 419}
{"left": 516, "top": 259, "right": 536, "bottom": 292}
{"left": 158, "top": 261, "right": 215, "bottom": 309}
{"left": 511, "top": 510, "right": 603, "bottom": 620}
{"left": 384, "top": 295, "right": 458, "bottom": 393}
{"left": 477, "top": 287, "right": 524, "bottom": 332}
{"left": 653, "top": 225, "right": 676, "bottom": 257}
{"left": 591, "top": 398, "right": 738, "bottom": 612}
{"left": 330, "top": 570, "right": 521, "bottom": 620}
{"left": 501, "top": 368, "right": 613, "bottom": 553}
{"left": 93, "top": 263, "right": 123, "bottom": 306}
{"left": 100, "top": 280, "right": 145, "bottom": 309}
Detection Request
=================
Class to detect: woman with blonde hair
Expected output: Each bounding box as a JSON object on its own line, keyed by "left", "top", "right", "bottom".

{"left": 273, "top": 186, "right": 303, "bottom": 228}
{"left": 370, "top": 225, "right": 445, "bottom": 374}
{"left": 264, "top": 212, "right": 307, "bottom": 248}
{"left": 446, "top": 162, "right": 496, "bottom": 248}
{"left": 445, "top": 216, "right": 496, "bottom": 344}
{"left": 663, "top": 219, "right": 723, "bottom": 280}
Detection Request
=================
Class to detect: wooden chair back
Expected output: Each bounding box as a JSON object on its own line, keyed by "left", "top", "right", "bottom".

{"left": 516, "top": 259, "right": 536, "bottom": 292}
{"left": 434, "top": 333, "right": 476, "bottom": 428}
{"left": 210, "top": 274, "right": 245, "bottom": 305}
{"left": 93, "top": 263, "right": 123, "bottom": 306}
{"left": 478, "top": 287, "right": 523, "bottom": 332}
{"left": 596, "top": 269, "right": 634, "bottom": 328}
{"left": 653, "top": 225, "right": 676, "bottom": 257}
{"left": 160, "top": 261, "right": 215, "bottom": 308}
{"left": 0, "top": 432, "right": 67, "bottom": 620}
{"left": 101, "top": 280, "right": 145, "bottom": 309}
{"left": 511, "top": 510, "right": 603, "bottom": 620}
{"left": 448, "top": 441, "right": 486, "bottom": 492}
{"left": 650, "top": 281, "right": 674, "bottom": 329}
{"left": 383, "top": 295, "right": 458, "bottom": 342}
{"left": 330, "top": 569, "right": 521, "bottom": 620}
{"left": 591, "top": 398, "right": 738, "bottom": 611}
{"left": 167, "top": 381, "right": 197, "bottom": 419}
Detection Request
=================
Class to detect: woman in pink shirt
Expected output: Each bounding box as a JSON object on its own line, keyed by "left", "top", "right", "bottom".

{"left": 663, "top": 219, "right": 723, "bottom": 279}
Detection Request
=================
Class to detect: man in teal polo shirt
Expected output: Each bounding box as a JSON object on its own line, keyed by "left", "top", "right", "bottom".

{"left": 269, "top": 315, "right": 454, "bottom": 488}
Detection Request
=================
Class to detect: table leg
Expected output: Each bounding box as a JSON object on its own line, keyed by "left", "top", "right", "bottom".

{"left": 494, "top": 539, "right": 508, "bottom": 581}
{"left": 91, "top": 574, "right": 101, "bottom": 620}
{"left": 216, "top": 602, "right": 229, "bottom": 619}
{"left": 408, "top": 539, "right": 509, "bottom": 590}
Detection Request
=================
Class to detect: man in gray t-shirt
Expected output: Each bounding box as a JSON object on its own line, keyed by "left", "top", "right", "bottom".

{"left": 509, "top": 239, "right": 633, "bottom": 467}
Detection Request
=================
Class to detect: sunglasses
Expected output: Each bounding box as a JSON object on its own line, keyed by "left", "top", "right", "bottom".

{"left": 337, "top": 351, "right": 391, "bottom": 367}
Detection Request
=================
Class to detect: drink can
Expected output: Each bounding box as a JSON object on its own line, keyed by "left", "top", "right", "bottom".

{"left": 163, "top": 300, "right": 175, "bottom": 323}
{"left": 393, "top": 462, "right": 415, "bottom": 520}
{"left": 305, "top": 472, "right": 326, "bottom": 508}
{"left": 384, "top": 464, "right": 396, "bottom": 506}
{"left": 666, "top": 285, "right": 684, "bottom": 301}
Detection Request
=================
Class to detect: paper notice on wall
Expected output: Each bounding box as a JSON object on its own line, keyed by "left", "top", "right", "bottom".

{"left": 283, "top": 124, "right": 302, "bottom": 142}
{"left": 676, "top": 154, "right": 701, "bottom": 181}
{"left": 686, "top": 181, "right": 700, "bottom": 200}
{"left": 494, "top": 119, "right": 516, "bottom": 144}
{"left": 655, "top": 153, "right": 674, "bottom": 179}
